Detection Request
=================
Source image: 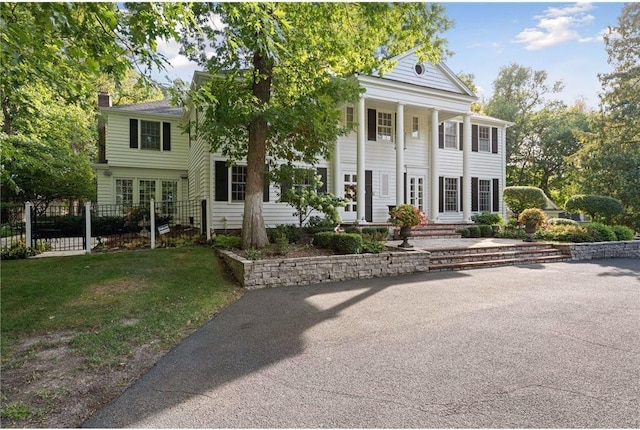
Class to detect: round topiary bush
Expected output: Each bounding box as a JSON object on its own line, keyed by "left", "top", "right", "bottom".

{"left": 471, "top": 212, "right": 504, "bottom": 225}
{"left": 565, "top": 195, "right": 623, "bottom": 223}
{"left": 468, "top": 226, "right": 481, "bottom": 238}
{"left": 547, "top": 218, "right": 578, "bottom": 226}
{"left": 611, "top": 225, "right": 634, "bottom": 241}
{"left": 479, "top": 224, "right": 493, "bottom": 237}
{"left": 503, "top": 186, "right": 547, "bottom": 218}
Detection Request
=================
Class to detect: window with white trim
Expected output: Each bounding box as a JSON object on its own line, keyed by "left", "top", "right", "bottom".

{"left": 377, "top": 112, "right": 393, "bottom": 141}
{"left": 115, "top": 179, "right": 133, "bottom": 208}
{"left": 345, "top": 106, "right": 354, "bottom": 129}
{"left": 479, "top": 179, "right": 491, "bottom": 212}
{"left": 411, "top": 117, "right": 419, "bottom": 138}
{"left": 139, "top": 180, "right": 156, "bottom": 207}
{"left": 344, "top": 173, "right": 357, "bottom": 212}
{"left": 445, "top": 177, "right": 458, "bottom": 212}
{"left": 478, "top": 126, "right": 491, "bottom": 152}
{"left": 444, "top": 121, "right": 458, "bottom": 149}
{"left": 140, "top": 120, "right": 161, "bottom": 150}
{"left": 231, "top": 166, "right": 247, "bottom": 202}
{"left": 161, "top": 180, "right": 178, "bottom": 216}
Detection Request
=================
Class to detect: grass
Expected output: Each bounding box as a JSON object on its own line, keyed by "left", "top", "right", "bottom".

{"left": 1, "top": 247, "right": 240, "bottom": 369}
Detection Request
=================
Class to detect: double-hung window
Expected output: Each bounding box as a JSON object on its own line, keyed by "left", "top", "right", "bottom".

{"left": 411, "top": 117, "right": 419, "bottom": 138}
{"left": 444, "top": 121, "right": 458, "bottom": 149}
{"left": 478, "top": 179, "right": 491, "bottom": 212}
{"left": 478, "top": 126, "right": 491, "bottom": 152}
{"left": 116, "top": 179, "right": 133, "bottom": 208}
{"left": 345, "top": 106, "right": 354, "bottom": 129}
{"left": 445, "top": 178, "right": 458, "bottom": 212}
{"left": 140, "top": 120, "right": 161, "bottom": 150}
{"left": 377, "top": 112, "right": 393, "bottom": 141}
{"left": 161, "top": 180, "right": 178, "bottom": 216}
{"left": 231, "top": 166, "right": 247, "bottom": 202}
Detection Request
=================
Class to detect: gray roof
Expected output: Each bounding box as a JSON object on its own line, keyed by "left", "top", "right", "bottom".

{"left": 111, "top": 99, "right": 183, "bottom": 117}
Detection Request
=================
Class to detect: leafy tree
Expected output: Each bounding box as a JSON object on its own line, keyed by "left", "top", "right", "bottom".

{"left": 484, "top": 64, "right": 564, "bottom": 186}
{"left": 502, "top": 186, "right": 547, "bottom": 218}
{"left": 574, "top": 3, "right": 640, "bottom": 231}
{"left": 179, "top": 2, "right": 451, "bottom": 248}
{"left": 456, "top": 71, "right": 483, "bottom": 113}
{"left": 565, "top": 195, "right": 623, "bottom": 223}
{"left": 277, "top": 166, "right": 346, "bottom": 229}
{"left": 1, "top": 133, "right": 95, "bottom": 213}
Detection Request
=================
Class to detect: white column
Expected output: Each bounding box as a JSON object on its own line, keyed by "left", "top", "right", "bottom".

{"left": 332, "top": 138, "right": 341, "bottom": 196}
{"left": 430, "top": 109, "right": 439, "bottom": 222}
{"left": 84, "top": 202, "right": 92, "bottom": 254}
{"left": 463, "top": 113, "right": 472, "bottom": 222}
{"left": 396, "top": 103, "right": 405, "bottom": 206}
{"left": 356, "top": 97, "right": 366, "bottom": 222}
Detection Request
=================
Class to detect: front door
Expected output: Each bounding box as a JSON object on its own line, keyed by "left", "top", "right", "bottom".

{"left": 407, "top": 175, "right": 426, "bottom": 211}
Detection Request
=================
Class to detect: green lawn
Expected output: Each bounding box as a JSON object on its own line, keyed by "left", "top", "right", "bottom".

{"left": 1, "top": 247, "right": 240, "bottom": 368}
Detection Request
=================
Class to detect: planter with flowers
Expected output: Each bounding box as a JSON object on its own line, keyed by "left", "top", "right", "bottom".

{"left": 518, "top": 208, "right": 547, "bottom": 242}
{"left": 388, "top": 204, "right": 428, "bottom": 248}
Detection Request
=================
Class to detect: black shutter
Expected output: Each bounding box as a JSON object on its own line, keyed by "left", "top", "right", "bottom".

{"left": 263, "top": 164, "right": 270, "bottom": 202}
{"left": 129, "top": 119, "right": 138, "bottom": 148}
{"left": 438, "top": 176, "right": 444, "bottom": 213}
{"left": 365, "top": 170, "right": 373, "bottom": 222}
{"left": 492, "top": 127, "right": 499, "bottom": 153}
{"left": 459, "top": 176, "right": 464, "bottom": 211}
{"left": 316, "top": 167, "right": 328, "bottom": 193}
{"left": 438, "top": 123, "right": 444, "bottom": 148}
{"left": 367, "top": 109, "right": 377, "bottom": 141}
{"left": 492, "top": 178, "right": 500, "bottom": 212}
{"left": 459, "top": 123, "right": 464, "bottom": 150}
{"left": 404, "top": 172, "right": 407, "bottom": 204}
{"left": 162, "top": 122, "right": 171, "bottom": 151}
{"left": 471, "top": 124, "right": 478, "bottom": 152}
{"left": 214, "top": 161, "right": 228, "bottom": 202}
{"left": 471, "top": 177, "right": 479, "bottom": 212}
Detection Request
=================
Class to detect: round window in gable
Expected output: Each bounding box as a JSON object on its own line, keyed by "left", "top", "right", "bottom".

{"left": 414, "top": 63, "right": 425, "bottom": 76}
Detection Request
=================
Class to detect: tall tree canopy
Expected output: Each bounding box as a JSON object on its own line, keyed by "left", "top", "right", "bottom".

{"left": 179, "top": 2, "right": 452, "bottom": 248}
{"left": 574, "top": 3, "right": 640, "bottom": 230}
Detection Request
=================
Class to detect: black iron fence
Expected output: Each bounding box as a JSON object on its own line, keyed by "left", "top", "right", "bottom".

{"left": 1, "top": 200, "right": 208, "bottom": 254}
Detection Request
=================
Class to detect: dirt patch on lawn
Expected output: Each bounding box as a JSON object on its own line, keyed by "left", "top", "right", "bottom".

{"left": 0, "top": 331, "right": 168, "bottom": 428}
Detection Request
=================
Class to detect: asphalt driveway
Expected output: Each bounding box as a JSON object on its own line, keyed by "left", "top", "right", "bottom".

{"left": 84, "top": 258, "right": 640, "bottom": 428}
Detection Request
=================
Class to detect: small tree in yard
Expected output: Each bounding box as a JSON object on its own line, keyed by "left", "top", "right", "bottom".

{"left": 502, "top": 186, "right": 547, "bottom": 219}
{"left": 277, "top": 166, "right": 346, "bottom": 229}
{"left": 565, "top": 194, "right": 623, "bottom": 223}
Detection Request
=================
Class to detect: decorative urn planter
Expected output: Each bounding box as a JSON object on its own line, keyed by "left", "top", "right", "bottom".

{"left": 518, "top": 208, "right": 547, "bottom": 243}
{"left": 399, "top": 226, "right": 413, "bottom": 248}
{"left": 388, "top": 204, "right": 428, "bottom": 249}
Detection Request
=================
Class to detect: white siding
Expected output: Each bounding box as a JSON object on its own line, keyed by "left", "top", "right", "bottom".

{"left": 379, "top": 53, "right": 462, "bottom": 94}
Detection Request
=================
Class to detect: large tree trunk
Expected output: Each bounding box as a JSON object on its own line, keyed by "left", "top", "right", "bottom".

{"left": 241, "top": 52, "right": 272, "bottom": 249}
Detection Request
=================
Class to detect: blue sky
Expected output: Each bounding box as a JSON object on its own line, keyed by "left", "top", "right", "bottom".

{"left": 153, "top": 2, "right": 624, "bottom": 109}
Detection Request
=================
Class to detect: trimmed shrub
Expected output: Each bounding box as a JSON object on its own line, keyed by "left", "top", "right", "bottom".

{"left": 331, "top": 233, "right": 363, "bottom": 254}
{"left": 313, "top": 231, "right": 336, "bottom": 249}
{"left": 565, "top": 195, "right": 623, "bottom": 223}
{"left": 468, "top": 226, "right": 481, "bottom": 238}
{"left": 584, "top": 222, "right": 616, "bottom": 242}
{"left": 495, "top": 225, "right": 527, "bottom": 240}
{"left": 362, "top": 239, "right": 386, "bottom": 254}
{"left": 612, "top": 225, "right": 635, "bottom": 241}
{"left": 535, "top": 225, "right": 592, "bottom": 243}
{"left": 479, "top": 224, "right": 493, "bottom": 237}
{"left": 213, "top": 234, "right": 242, "bottom": 249}
{"left": 548, "top": 218, "right": 578, "bottom": 226}
{"left": 343, "top": 225, "right": 360, "bottom": 234}
{"left": 502, "top": 186, "right": 547, "bottom": 217}
{"left": 458, "top": 228, "right": 470, "bottom": 238}
{"left": 361, "top": 227, "right": 389, "bottom": 241}
{"left": 472, "top": 212, "right": 504, "bottom": 226}
{"left": 267, "top": 224, "right": 302, "bottom": 244}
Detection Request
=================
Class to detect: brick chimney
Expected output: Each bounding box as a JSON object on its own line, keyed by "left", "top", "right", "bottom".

{"left": 97, "top": 92, "right": 111, "bottom": 163}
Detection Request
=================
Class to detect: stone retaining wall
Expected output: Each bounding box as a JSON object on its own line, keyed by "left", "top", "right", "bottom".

{"left": 217, "top": 249, "right": 430, "bottom": 289}
{"left": 554, "top": 240, "right": 640, "bottom": 260}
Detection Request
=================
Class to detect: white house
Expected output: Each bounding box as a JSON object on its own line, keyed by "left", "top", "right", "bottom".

{"left": 94, "top": 50, "right": 512, "bottom": 231}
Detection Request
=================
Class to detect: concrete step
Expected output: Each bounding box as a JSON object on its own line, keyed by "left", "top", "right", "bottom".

{"left": 426, "top": 243, "right": 571, "bottom": 272}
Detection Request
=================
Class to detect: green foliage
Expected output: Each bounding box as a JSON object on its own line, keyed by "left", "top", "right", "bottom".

{"left": 547, "top": 218, "right": 578, "bottom": 226}
{"left": 331, "top": 233, "right": 364, "bottom": 254}
{"left": 313, "top": 231, "right": 336, "bottom": 249}
{"left": 518, "top": 208, "right": 547, "bottom": 227}
{"left": 535, "top": 225, "right": 593, "bottom": 243}
{"left": 213, "top": 235, "right": 242, "bottom": 250}
{"left": 361, "top": 227, "right": 389, "bottom": 241}
{"left": 565, "top": 195, "right": 624, "bottom": 223}
{"left": 503, "top": 186, "right": 547, "bottom": 217}
{"left": 495, "top": 225, "right": 527, "bottom": 240}
{"left": 362, "top": 239, "right": 386, "bottom": 254}
{"left": 471, "top": 212, "right": 504, "bottom": 225}
{"left": 611, "top": 225, "right": 635, "bottom": 241}
{"left": 277, "top": 166, "right": 345, "bottom": 228}
{"left": 478, "top": 225, "right": 493, "bottom": 237}
{"left": 1, "top": 242, "right": 35, "bottom": 260}
{"left": 458, "top": 228, "right": 470, "bottom": 238}
{"left": 344, "top": 226, "right": 360, "bottom": 234}
{"left": 388, "top": 204, "right": 428, "bottom": 227}
{"left": 267, "top": 224, "right": 302, "bottom": 244}
{"left": 0, "top": 401, "right": 31, "bottom": 421}
{"left": 272, "top": 232, "right": 289, "bottom": 256}
{"left": 468, "top": 226, "right": 481, "bottom": 238}
{"left": 584, "top": 222, "right": 617, "bottom": 242}
{"left": 244, "top": 248, "right": 263, "bottom": 260}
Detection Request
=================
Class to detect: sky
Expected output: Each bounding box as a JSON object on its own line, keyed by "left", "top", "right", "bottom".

{"left": 151, "top": 2, "right": 625, "bottom": 109}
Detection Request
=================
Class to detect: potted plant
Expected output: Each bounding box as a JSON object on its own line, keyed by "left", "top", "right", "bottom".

{"left": 518, "top": 208, "right": 547, "bottom": 242}
{"left": 388, "top": 204, "right": 428, "bottom": 248}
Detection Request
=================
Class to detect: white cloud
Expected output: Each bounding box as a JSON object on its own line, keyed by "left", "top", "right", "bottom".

{"left": 514, "top": 3, "right": 597, "bottom": 50}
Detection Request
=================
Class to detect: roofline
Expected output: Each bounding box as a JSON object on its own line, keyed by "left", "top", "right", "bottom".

{"left": 100, "top": 106, "right": 183, "bottom": 120}
{"left": 357, "top": 74, "right": 478, "bottom": 105}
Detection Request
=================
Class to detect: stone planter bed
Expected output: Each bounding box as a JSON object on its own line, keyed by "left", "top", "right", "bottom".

{"left": 217, "top": 247, "right": 430, "bottom": 289}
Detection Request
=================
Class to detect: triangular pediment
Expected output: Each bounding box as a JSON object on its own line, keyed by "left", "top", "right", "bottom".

{"left": 372, "top": 49, "right": 475, "bottom": 96}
